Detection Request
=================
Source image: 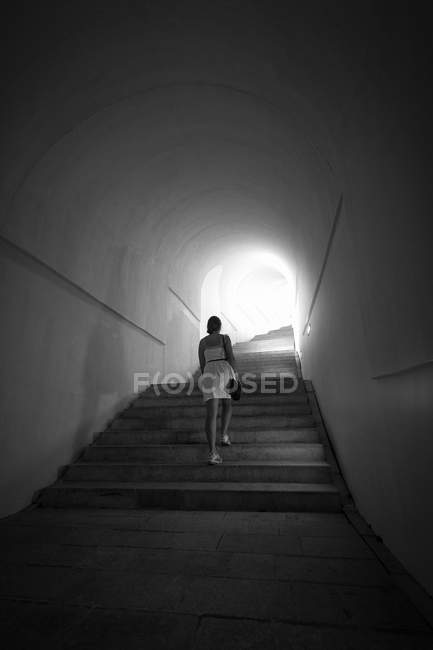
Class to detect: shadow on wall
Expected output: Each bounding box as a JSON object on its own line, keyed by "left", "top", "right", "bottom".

{"left": 75, "top": 248, "right": 127, "bottom": 455}
{"left": 165, "top": 288, "right": 201, "bottom": 379}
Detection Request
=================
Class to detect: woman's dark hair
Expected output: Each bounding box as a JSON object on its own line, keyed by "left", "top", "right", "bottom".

{"left": 207, "top": 315, "right": 222, "bottom": 334}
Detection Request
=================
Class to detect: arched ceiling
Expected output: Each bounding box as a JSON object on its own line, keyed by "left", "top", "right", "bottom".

{"left": 1, "top": 1, "right": 371, "bottom": 337}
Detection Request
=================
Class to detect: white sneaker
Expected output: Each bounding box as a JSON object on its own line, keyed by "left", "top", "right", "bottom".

{"left": 208, "top": 452, "right": 223, "bottom": 465}
{"left": 221, "top": 435, "right": 231, "bottom": 446}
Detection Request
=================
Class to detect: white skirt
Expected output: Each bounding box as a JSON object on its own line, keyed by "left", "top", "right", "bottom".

{"left": 200, "top": 360, "right": 237, "bottom": 401}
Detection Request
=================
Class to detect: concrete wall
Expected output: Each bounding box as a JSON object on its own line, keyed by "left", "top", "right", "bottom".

{"left": 0, "top": 235, "right": 163, "bottom": 516}
{"left": 298, "top": 13, "right": 433, "bottom": 594}
{"left": 300, "top": 202, "right": 433, "bottom": 595}
{"left": 1, "top": 1, "right": 432, "bottom": 595}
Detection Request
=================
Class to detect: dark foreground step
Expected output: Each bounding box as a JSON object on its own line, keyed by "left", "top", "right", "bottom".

{"left": 95, "top": 427, "right": 320, "bottom": 445}
{"left": 111, "top": 414, "right": 316, "bottom": 431}
{"left": 38, "top": 481, "right": 340, "bottom": 512}
{"left": 62, "top": 461, "right": 331, "bottom": 483}
{"left": 83, "top": 442, "right": 325, "bottom": 463}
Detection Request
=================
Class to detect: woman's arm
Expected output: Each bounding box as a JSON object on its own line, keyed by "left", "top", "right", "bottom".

{"left": 198, "top": 339, "right": 206, "bottom": 373}
{"left": 224, "top": 334, "right": 237, "bottom": 373}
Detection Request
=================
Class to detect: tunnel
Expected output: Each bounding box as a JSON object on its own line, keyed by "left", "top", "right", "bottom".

{"left": 1, "top": 0, "right": 433, "bottom": 631}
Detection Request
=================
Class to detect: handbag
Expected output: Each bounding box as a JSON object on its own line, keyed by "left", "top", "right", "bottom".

{"left": 221, "top": 334, "right": 242, "bottom": 401}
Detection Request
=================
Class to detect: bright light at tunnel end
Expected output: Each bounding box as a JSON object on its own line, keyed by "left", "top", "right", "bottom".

{"left": 200, "top": 247, "right": 296, "bottom": 343}
{"left": 132, "top": 247, "right": 300, "bottom": 395}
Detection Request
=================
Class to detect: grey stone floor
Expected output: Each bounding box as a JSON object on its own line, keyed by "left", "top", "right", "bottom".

{"left": 1, "top": 508, "right": 432, "bottom": 649}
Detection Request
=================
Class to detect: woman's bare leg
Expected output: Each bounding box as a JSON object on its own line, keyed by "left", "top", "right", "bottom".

{"left": 205, "top": 399, "right": 219, "bottom": 453}
{"left": 220, "top": 398, "right": 232, "bottom": 440}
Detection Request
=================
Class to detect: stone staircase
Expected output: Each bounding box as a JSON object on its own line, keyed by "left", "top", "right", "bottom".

{"left": 37, "top": 326, "right": 341, "bottom": 512}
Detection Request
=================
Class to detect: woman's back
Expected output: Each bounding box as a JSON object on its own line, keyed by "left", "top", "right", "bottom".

{"left": 203, "top": 332, "right": 224, "bottom": 346}
{"left": 202, "top": 333, "right": 226, "bottom": 362}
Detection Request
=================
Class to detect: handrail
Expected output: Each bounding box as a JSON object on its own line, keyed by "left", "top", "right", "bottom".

{"left": 0, "top": 231, "right": 165, "bottom": 344}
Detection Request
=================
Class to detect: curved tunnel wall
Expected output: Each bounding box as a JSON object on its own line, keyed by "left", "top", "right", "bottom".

{"left": 1, "top": 3, "right": 432, "bottom": 594}
{"left": 0, "top": 80, "right": 335, "bottom": 520}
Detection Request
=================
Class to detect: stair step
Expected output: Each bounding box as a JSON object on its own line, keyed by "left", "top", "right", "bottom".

{"left": 38, "top": 481, "right": 340, "bottom": 512}
{"left": 250, "top": 330, "right": 293, "bottom": 339}
{"left": 111, "top": 414, "right": 316, "bottom": 430}
{"left": 95, "top": 427, "right": 320, "bottom": 445}
{"left": 124, "top": 404, "right": 311, "bottom": 418}
{"left": 63, "top": 461, "right": 331, "bottom": 483}
{"left": 235, "top": 360, "right": 297, "bottom": 367}
{"left": 235, "top": 357, "right": 297, "bottom": 363}
{"left": 84, "top": 443, "right": 325, "bottom": 462}
{"left": 236, "top": 367, "right": 297, "bottom": 372}
{"left": 36, "top": 325, "right": 342, "bottom": 514}
{"left": 233, "top": 350, "right": 298, "bottom": 360}
{"left": 137, "top": 387, "right": 308, "bottom": 407}
{"left": 233, "top": 341, "right": 294, "bottom": 350}
{"left": 235, "top": 349, "right": 296, "bottom": 354}
{"left": 236, "top": 362, "right": 298, "bottom": 368}
{"left": 141, "top": 376, "right": 303, "bottom": 397}
{"left": 133, "top": 393, "right": 308, "bottom": 406}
